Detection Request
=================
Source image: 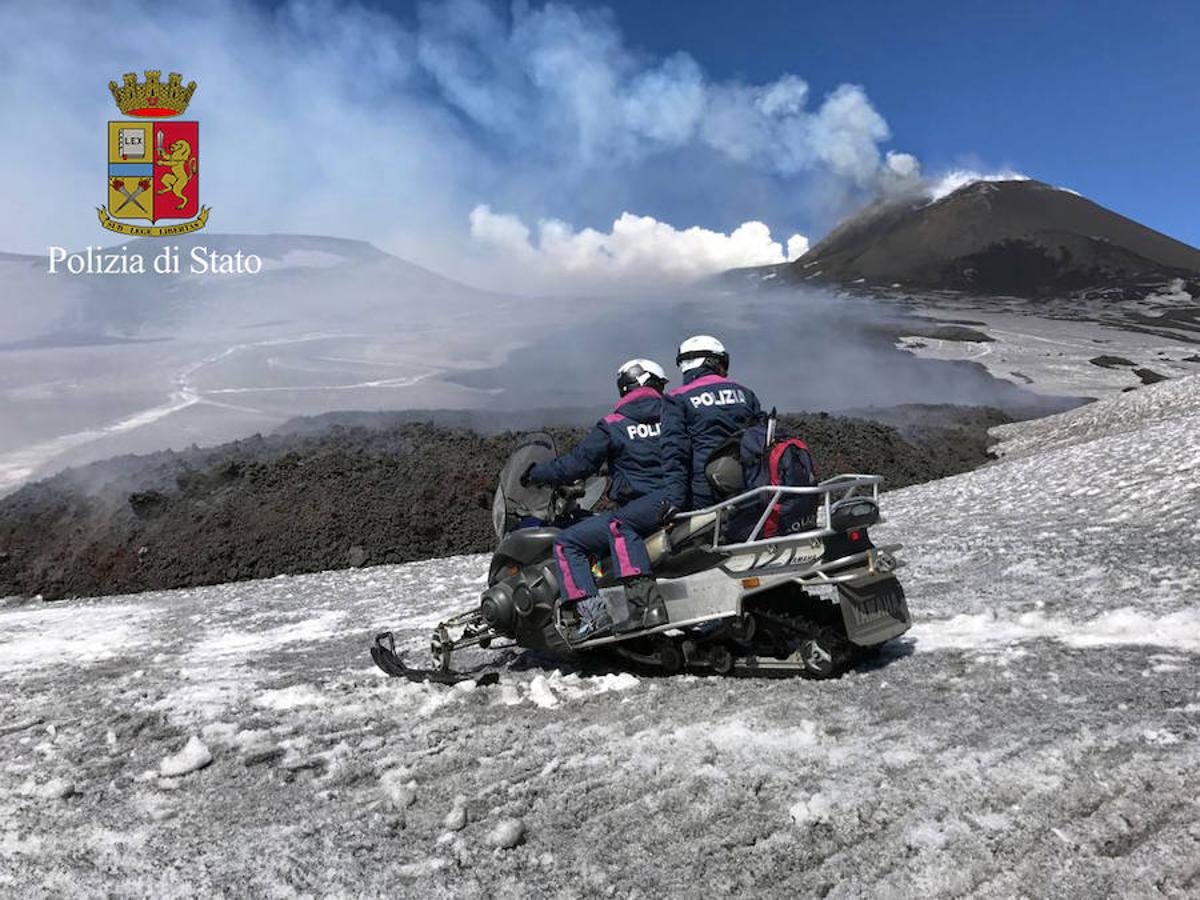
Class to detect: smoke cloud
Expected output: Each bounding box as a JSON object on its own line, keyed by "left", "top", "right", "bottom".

{"left": 449, "top": 282, "right": 1071, "bottom": 416}
{"left": 926, "top": 169, "right": 1029, "bottom": 203}
{"left": 0, "top": 0, "right": 912, "bottom": 284}
{"left": 469, "top": 206, "right": 807, "bottom": 288}
{"left": 415, "top": 4, "right": 902, "bottom": 186}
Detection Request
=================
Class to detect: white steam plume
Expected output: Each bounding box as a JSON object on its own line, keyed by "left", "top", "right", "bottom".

{"left": 469, "top": 206, "right": 807, "bottom": 287}
{"left": 0, "top": 0, "right": 911, "bottom": 283}
{"left": 926, "top": 169, "right": 1029, "bottom": 203}
{"left": 417, "top": 4, "right": 905, "bottom": 186}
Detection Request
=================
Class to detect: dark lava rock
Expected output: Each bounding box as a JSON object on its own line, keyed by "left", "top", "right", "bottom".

{"left": 922, "top": 326, "right": 994, "bottom": 343}
{"left": 0, "top": 408, "right": 1013, "bottom": 601}
{"left": 1089, "top": 356, "right": 1137, "bottom": 369}
{"left": 129, "top": 490, "right": 169, "bottom": 519}
{"left": 1134, "top": 368, "right": 1168, "bottom": 385}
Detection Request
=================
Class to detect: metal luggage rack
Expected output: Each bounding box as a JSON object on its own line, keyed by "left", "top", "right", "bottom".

{"left": 672, "top": 475, "right": 901, "bottom": 581}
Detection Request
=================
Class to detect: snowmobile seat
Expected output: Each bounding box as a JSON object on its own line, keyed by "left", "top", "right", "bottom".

{"left": 644, "top": 510, "right": 719, "bottom": 565}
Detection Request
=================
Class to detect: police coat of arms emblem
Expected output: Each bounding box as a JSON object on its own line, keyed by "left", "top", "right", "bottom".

{"left": 99, "top": 71, "right": 210, "bottom": 236}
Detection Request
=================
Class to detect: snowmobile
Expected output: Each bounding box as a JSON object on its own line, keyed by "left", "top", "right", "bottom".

{"left": 371, "top": 433, "right": 910, "bottom": 683}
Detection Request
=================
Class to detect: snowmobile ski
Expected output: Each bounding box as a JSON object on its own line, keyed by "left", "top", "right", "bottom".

{"left": 370, "top": 632, "right": 500, "bottom": 686}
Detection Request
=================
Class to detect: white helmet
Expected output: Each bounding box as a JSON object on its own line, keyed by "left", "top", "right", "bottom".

{"left": 616, "top": 358, "right": 668, "bottom": 396}
{"left": 676, "top": 335, "right": 729, "bottom": 374}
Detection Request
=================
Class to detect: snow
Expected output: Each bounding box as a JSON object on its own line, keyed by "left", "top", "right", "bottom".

{"left": 589, "top": 672, "right": 639, "bottom": 693}
{"left": 881, "top": 372, "right": 1200, "bottom": 633}
{"left": 0, "top": 603, "right": 153, "bottom": 675}
{"left": 1, "top": 375, "right": 1199, "bottom": 894}
{"left": 485, "top": 818, "right": 525, "bottom": 849}
{"left": 914, "top": 607, "right": 1200, "bottom": 653}
{"left": 394, "top": 857, "right": 450, "bottom": 878}
{"left": 677, "top": 718, "right": 822, "bottom": 757}
{"left": 253, "top": 685, "right": 327, "bottom": 711}
{"left": 527, "top": 674, "right": 559, "bottom": 708}
{"left": 895, "top": 310, "right": 1200, "bottom": 398}
{"left": 990, "top": 371, "right": 1200, "bottom": 459}
{"left": 1146, "top": 277, "right": 1193, "bottom": 306}
{"left": 189, "top": 609, "right": 348, "bottom": 659}
{"left": 159, "top": 736, "right": 213, "bottom": 777}
{"left": 925, "top": 170, "right": 1028, "bottom": 203}
{"left": 380, "top": 770, "right": 418, "bottom": 809}
{"left": 789, "top": 792, "right": 833, "bottom": 826}
{"left": 442, "top": 797, "right": 468, "bottom": 831}
{"left": 27, "top": 777, "right": 75, "bottom": 800}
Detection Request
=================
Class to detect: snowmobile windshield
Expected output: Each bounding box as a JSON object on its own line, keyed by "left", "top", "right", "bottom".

{"left": 494, "top": 433, "right": 557, "bottom": 538}
{"left": 492, "top": 433, "right": 610, "bottom": 539}
{"left": 578, "top": 474, "right": 607, "bottom": 511}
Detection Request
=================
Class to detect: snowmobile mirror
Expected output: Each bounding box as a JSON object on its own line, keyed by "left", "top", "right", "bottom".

{"left": 829, "top": 497, "right": 880, "bottom": 533}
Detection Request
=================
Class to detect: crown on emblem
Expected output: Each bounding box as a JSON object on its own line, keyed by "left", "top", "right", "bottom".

{"left": 108, "top": 71, "right": 196, "bottom": 117}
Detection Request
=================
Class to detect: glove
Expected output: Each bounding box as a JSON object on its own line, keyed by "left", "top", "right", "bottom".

{"left": 657, "top": 499, "right": 679, "bottom": 526}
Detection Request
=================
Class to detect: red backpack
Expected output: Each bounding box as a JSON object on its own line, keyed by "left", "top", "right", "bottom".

{"left": 707, "top": 414, "right": 819, "bottom": 541}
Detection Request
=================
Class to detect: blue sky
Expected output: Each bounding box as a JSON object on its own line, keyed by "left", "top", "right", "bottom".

{"left": 597, "top": 0, "right": 1199, "bottom": 245}
{"left": 348, "top": 0, "right": 1199, "bottom": 245}
{"left": 4, "top": 0, "right": 1196, "bottom": 278}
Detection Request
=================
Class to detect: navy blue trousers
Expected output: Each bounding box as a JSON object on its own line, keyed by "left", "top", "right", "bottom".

{"left": 552, "top": 490, "right": 666, "bottom": 600}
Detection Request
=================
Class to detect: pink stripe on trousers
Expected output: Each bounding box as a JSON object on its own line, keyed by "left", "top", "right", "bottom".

{"left": 554, "top": 542, "right": 587, "bottom": 600}
{"left": 608, "top": 519, "right": 642, "bottom": 578}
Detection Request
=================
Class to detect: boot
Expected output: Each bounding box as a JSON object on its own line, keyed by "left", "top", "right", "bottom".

{"left": 569, "top": 613, "right": 613, "bottom": 643}
{"left": 615, "top": 577, "right": 669, "bottom": 634}
{"left": 568, "top": 596, "right": 614, "bottom": 644}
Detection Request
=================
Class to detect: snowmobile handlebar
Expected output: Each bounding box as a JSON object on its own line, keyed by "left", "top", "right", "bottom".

{"left": 556, "top": 482, "right": 589, "bottom": 500}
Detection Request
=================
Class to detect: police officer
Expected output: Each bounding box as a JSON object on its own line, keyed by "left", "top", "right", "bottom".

{"left": 524, "top": 359, "right": 672, "bottom": 642}
{"left": 661, "top": 335, "right": 764, "bottom": 510}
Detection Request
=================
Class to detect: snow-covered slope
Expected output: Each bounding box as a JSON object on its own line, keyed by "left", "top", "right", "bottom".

{"left": 2, "top": 379, "right": 1199, "bottom": 896}
{"left": 989, "top": 371, "right": 1200, "bottom": 459}
{"left": 879, "top": 371, "right": 1200, "bottom": 749}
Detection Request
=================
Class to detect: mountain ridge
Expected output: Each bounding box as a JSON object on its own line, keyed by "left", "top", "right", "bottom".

{"left": 763, "top": 179, "right": 1200, "bottom": 299}
{"left": 2, "top": 232, "right": 506, "bottom": 342}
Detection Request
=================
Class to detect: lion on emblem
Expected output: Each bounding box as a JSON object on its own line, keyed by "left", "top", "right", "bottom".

{"left": 156, "top": 138, "right": 193, "bottom": 210}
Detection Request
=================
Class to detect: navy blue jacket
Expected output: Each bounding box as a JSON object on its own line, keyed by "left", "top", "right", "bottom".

{"left": 661, "top": 366, "right": 763, "bottom": 509}
{"left": 528, "top": 387, "right": 667, "bottom": 503}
